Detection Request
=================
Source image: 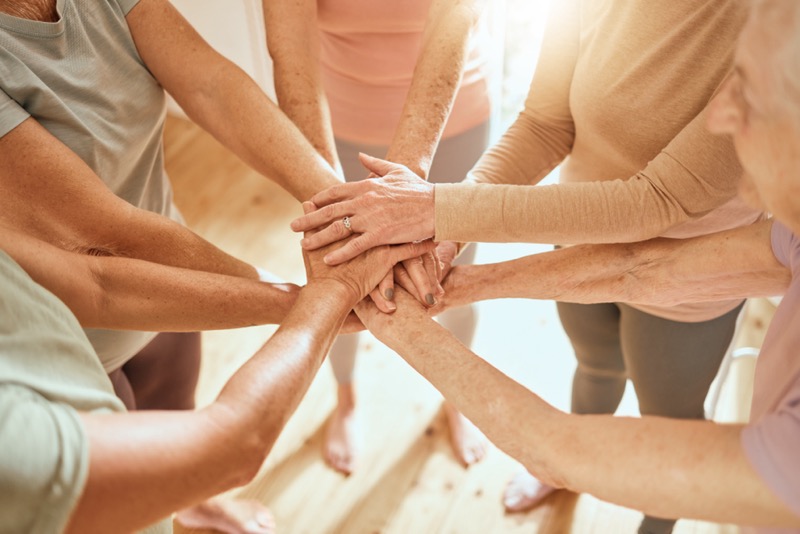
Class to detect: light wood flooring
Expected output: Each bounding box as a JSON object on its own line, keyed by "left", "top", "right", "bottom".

{"left": 163, "top": 116, "right": 773, "bottom": 534}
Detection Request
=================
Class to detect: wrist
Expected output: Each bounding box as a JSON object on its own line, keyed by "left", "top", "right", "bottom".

{"left": 303, "top": 278, "right": 360, "bottom": 310}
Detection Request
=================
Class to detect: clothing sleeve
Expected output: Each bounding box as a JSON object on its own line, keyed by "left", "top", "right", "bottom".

{"left": 464, "top": 0, "right": 579, "bottom": 188}
{"left": 770, "top": 220, "right": 796, "bottom": 269}
{"left": 116, "top": 0, "right": 141, "bottom": 16}
{"left": 0, "top": 88, "right": 30, "bottom": 138}
{"left": 741, "top": 384, "right": 800, "bottom": 517}
{"left": 0, "top": 384, "right": 89, "bottom": 534}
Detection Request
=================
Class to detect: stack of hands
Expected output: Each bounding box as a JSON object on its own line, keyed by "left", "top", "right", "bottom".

{"left": 297, "top": 153, "right": 467, "bottom": 330}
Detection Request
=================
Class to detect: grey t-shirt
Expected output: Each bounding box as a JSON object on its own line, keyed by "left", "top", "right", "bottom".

{"left": 0, "top": 250, "right": 171, "bottom": 533}
{"left": 0, "top": 0, "right": 176, "bottom": 371}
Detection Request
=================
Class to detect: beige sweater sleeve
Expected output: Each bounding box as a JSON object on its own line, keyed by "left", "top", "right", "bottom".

{"left": 465, "top": 0, "right": 578, "bottom": 187}
{"left": 435, "top": 95, "right": 742, "bottom": 244}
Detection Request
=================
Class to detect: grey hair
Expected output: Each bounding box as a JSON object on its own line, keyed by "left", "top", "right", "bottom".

{"left": 748, "top": 0, "right": 800, "bottom": 123}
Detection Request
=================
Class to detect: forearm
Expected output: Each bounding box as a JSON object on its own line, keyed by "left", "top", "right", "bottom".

{"left": 1, "top": 224, "right": 291, "bottom": 330}
{"left": 385, "top": 1, "right": 485, "bottom": 178}
{"left": 126, "top": 0, "right": 340, "bottom": 201}
{"left": 69, "top": 282, "right": 353, "bottom": 534}
{"left": 0, "top": 118, "right": 258, "bottom": 280}
{"left": 89, "top": 256, "right": 297, "bottom": 331}
{"left": 214, "top": 280, "right": 353, "bottom": 438}
{"left": 436, "top": 177, "right": 738, "bottom": 244}
{"left": 444, "top": 220, "right": 788, "bottom": 309}
{"left": 365, "top": 306, "right": 561, "bottom": 468}
{"left": 183, "top": 61, "right": 341, "bottom": 200}
{"left": 552, "top": 415, "right": 799, "bottom": 527}
{"left": 265, "top": 1, "right": 340, "bottom": 172}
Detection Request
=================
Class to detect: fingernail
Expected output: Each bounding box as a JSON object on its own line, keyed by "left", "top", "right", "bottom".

{"left": 324, "top": 255, "right": 333, "bottom": 265}
{"left": 300, "top": 238, "right": 307, "bottom": 247}
{"left": 385, "top": 288, "right": 395, "bottom": 300}
{"left": 425, "top": 293, "right": 436, "bottom": 306}
{"left": 387, "top": 302, "right": 397, "bottom": 311}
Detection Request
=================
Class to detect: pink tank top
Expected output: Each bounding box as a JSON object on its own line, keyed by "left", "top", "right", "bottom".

{"left": 317, "top": 0, "right": 491, "bottom": 145}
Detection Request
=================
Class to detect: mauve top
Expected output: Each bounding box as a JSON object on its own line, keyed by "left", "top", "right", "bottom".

{"left": 740, "top": 221, "right": 800, "bottom": 534}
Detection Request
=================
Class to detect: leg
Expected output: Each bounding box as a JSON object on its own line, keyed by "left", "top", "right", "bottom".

{"left": 121, "top": 331, "right": 201, "bottom": 410}
{"left": 118, "top": 332, "right": 274, "bottom": 534}
{"left": 318, "top": 138, "right": 386, "bottom": 474}
{"left": 505, "top": 301, "right": 625, "bottom": 512}
{"left": 324, "top": 334, "right": 362, "bottom": 474}
{"left": 428, "top": 122, "right": 492, "bottom": 466}
{"left": 619, "top": 303, "right": 743, "bottom": 534}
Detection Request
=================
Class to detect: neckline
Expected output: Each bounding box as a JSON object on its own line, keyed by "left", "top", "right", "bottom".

{"left": 0, "top": 0, "right": 67, "bottom": 37}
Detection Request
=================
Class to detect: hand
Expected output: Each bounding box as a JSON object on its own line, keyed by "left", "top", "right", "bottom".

{"left": 392, "top": 251, "right": 444, "bottom": 306}
{"left": 302, "top": 203, "right": 436, "bottom": 305}
{"left": 291, "top": 153, "right": 436, "bottom": 265}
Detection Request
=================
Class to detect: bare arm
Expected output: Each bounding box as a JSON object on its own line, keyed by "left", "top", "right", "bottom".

{"left": 0, "top": 118, "right": 257, "bottom": 279}
{"left": 384, "top": 0, "right": 487, "bottom": 178}
{"left": 64, "top": 222, "right": 435, "bottom": 533}
{"left": 125, "top": 0, "right": 340, "bottom": 202}
{"left": 264, "top": 0, "right": 340, "bottom": 172}
{"left": 66, "top": 280, "right": 353, "bottom": 534}
{"left": 0, "top": 225, "right": 299, "bottom": 331}
{"left": 357, "top": 291, "right": 800, "bottom": 528}
{"left": 441, "top": 219, "right": 790, "bottom": 310}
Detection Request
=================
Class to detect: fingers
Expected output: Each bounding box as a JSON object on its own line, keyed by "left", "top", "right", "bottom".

{"left": 301, "top": 216, "right": 357, "bottom": 251}
{"left": 302, "top": 201, "right": 316, "bottom": 215}
{"left": 403, "top": 257, "right": 436, "bottom": 307}
{"left": 358, "top": 152, "right": 401, "bottom": 177}
{"left": 388, "top": 239, "right": 437, "bottom": 267}
{"left": 369, "top": 287, "right": 396, "bottom": 313}
{"left": 322, "top": 233, "right": 380, "bottom": 265}
{"left": 422, "top": 251, "right": 444, "bottom": 297}
{"left": 378, "top": 272, "right": 395, "bottom": 302}
{"left": 291, "top": 198, "right": 355, "bottom": 233}
{"left": 393, "top": 264, "right": 423, "bottom": 303}
{"left": 309, "top": 181, "right": 369, "bottom": 210}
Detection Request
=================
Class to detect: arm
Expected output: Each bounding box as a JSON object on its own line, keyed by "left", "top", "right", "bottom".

{"left": 383, "top": 0, "right": 488, "bottom": 178}
{"left": 0, "top": 118, "right": 256, "bottom": 279}
{"left": 125, "top": 0, "right": 340, "bottom": 202}
{"left": 356, "top": 291, "right": 800, "bottom": 528}
{"left": 0, "top": 225, "right": 299, "bottom": 332}
{"left": 263, "top": 0, "right": 340, "bottom": 173}
{"left": 440, "top": 220, "right": 790, "bottom": 310}
{"left": 65, "top": 222, "right": 434, "bottom": 534}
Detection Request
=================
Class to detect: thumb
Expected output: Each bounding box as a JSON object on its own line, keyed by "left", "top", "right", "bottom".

{"left": 359, "top": 152, "right": 398, "bottom": 177}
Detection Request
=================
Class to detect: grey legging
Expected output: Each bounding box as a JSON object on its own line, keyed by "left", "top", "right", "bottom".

{"left": 329, "top": 121, "right": 490, "bottom": 383}
{"left": 556, "top": 300, "right": 743, "bottom": 534}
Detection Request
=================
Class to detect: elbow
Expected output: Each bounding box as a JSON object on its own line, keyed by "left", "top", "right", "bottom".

{"left": 232, "top": 439, "right": 268, "bottom": 488}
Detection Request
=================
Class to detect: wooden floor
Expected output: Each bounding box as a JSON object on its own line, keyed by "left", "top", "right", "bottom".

{"left": 163, "top": 116, "right": 772, "bottom": 534}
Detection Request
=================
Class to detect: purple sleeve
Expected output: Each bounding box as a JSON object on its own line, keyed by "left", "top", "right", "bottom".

{"left": 771, "top": 220, "right": 797, "bottom": 269}
{"left": 741, "top": 391, "right": 800, "bottom": 517}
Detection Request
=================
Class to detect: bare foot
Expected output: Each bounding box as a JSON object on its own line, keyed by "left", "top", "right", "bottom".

{"left": 175, "top": 496, "right": 275, "bottom": 534}
{"left": 323, "top": 384, "right": 360, "bottom": 475}
{"left": 503, "top": 470, "right": 555, "bottom": 513}
{"left": 444, "top": 401, "right": 488, "bottom": 466}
